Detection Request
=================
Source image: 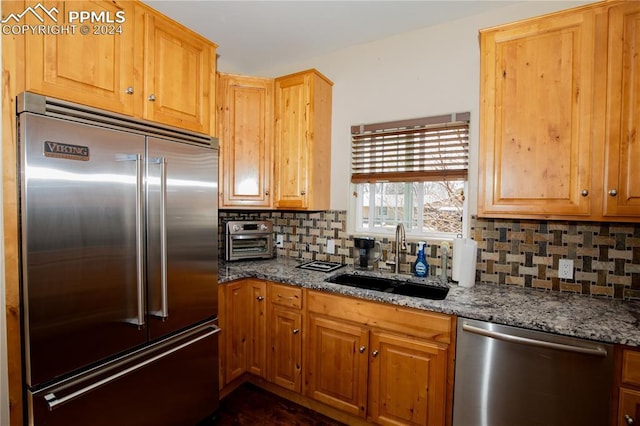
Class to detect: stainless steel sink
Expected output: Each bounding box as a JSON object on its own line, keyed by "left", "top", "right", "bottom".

{"left": 325, "top": 273, "right": 449, "bottom": 300}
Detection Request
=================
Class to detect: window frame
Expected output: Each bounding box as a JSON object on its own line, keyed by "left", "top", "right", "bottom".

{"left": 348, "top": 112, "right": 470, "bottom": 240}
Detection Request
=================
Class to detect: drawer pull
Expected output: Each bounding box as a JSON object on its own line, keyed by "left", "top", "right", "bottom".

{"left": 277, "top": 294, "right": 296, "bottom": 300}
{"left": 256, "top": 296, "right": 264, "bottom": 301}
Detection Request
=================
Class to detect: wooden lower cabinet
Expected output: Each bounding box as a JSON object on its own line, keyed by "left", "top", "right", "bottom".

{"left": 268, "top": 283, "right": 304, "bottom": 392}
{"left": 219, "top": 281, "right": 454, "bottom": 426}
{"left": 219, "top": 279, "right": 267, "bottom": 386}
{"left": 306, "top": 315, "right": 369, "bottom": 417}
{"left": 305, "top": 290, "right": 453, "bottom": 426}
{"left": 617, "top": 347, "right": 640, "bottom": 425}
{"left": 247, "top": 280, "right": 268, "bottom": 378}
{"left": 368, "top": 331, "right": 448, "bottom": 426}
{"left": 619, "top": 388, "right": 640, "bottom": 425}
{"left": 269, "top": 305, "right": 303, "bottom": 392}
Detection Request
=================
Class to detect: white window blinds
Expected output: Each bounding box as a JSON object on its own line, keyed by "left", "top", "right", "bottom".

{"left": 350, "top": 112, "right": 470, "bottom": 183}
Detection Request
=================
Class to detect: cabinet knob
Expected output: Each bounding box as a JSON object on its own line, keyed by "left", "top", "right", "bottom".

{"left": 125, "top": 87, "right": 134, "bottom": 95}
{"left": 256, "top": 296, "right": 264, "bottom": 301}
{"left": 292, "top": 328, "right": 300, "bottom": 335}
{"left": 359, "top": 345, "right": 366, "bottom": 353}
{"left": 300, "top": 191, "right": 306, "bottom": 196}
{"left": 372, "top": 350, "right": 379, "bottom": 358}
{"left": 265, "top": 190, "right": 269, "bottom": 196}
{"left": 609, "top": 189, "right": 618, "bottom": 197}
{"left": 581, "top": 189, "right": 588, "bottom": 197}
{"left": 625, "top": 414, "right": 635, "bottom": 425}
{"left": 148, "top": 94, "right": 156, "bottom": 102}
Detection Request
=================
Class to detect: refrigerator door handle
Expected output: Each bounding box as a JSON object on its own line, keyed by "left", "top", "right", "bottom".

{"left": 150, "top": 157, "right": 169, "bottom": 319}
{"left": 43, "top": 324, "right": 221, "bottom": 411}
{"left": 125, "top": 154, "right": 145, "bottom": 327}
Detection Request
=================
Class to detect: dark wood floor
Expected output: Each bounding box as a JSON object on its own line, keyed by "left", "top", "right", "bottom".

{"left": 214, "top": 383, "right": 346, "bottom": 426}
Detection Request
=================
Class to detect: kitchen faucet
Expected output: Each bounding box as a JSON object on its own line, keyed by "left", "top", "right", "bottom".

{"left": 393, "top": 223, "right": 407, "bottom": 274}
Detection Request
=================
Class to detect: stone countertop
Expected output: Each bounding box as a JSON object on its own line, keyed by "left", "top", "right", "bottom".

{"left": 219, "top": 257, "right": 640, "bottom": 347}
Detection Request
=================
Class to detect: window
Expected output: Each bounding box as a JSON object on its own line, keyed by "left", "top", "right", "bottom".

{"left": 351, "top": 113, "right": 469, "bottom": 238}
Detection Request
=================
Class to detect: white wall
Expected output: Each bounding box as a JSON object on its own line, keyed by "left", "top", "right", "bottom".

{"left": 254, "top": 1, "right": 591, "bottom": 212}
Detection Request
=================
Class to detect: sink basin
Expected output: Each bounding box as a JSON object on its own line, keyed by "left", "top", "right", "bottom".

{"left": 326, "top": 273, "right": 449, "bottom": 300}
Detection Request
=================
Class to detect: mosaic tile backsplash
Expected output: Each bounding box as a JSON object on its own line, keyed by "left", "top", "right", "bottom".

{"left": 219, "top": 210, "right": 640, "bottom": 300}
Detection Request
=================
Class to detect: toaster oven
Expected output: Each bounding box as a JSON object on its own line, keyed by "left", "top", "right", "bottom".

{"left": 224, "top": 220, "right": 274, "bottom": 261}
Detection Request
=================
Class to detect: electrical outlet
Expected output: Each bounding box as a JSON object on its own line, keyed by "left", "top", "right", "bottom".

{"left": 276, "top": 234, "right": 284, "bottom": 248}
{"left": 326, "top": 239, "right": 335, "bottom": 255}
{"left": 558, "top": 259, "right": 574, "bottom": 279}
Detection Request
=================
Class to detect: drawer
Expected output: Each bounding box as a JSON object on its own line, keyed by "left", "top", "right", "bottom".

{"left": 269, "top": 283, "right": 302, "bottom": 309}
{"left": 623, "top": 349, "right": 640, "bottom": 387}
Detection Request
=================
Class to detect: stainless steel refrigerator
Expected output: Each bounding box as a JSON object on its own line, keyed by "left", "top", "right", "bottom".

{"left": 17, "top": 92, "right": 220, "bottom": 426}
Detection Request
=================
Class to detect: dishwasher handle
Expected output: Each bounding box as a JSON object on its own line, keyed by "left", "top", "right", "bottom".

{"left": 462, "top": 322, "right": 608, "bottom": 357}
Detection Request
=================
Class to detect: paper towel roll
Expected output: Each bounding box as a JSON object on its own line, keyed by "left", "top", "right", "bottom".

{"left": 452, "top": 238, "right": 477, "bottom": 288}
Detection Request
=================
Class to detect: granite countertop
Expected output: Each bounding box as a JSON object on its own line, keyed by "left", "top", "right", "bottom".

{"left": 219, "top": 257, "right": 640, "bottom": 347}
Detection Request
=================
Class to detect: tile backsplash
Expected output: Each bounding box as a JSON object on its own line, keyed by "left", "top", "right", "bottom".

{"left": 219, "top": 210, "right": 640, "bottom": 300}
{"left": 471, "top": 217, "right": 640, "bottom": 300}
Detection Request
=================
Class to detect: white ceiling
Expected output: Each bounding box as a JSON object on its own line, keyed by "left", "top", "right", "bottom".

{"left": 146, "top": 0, "right": 522, "bottom": 75}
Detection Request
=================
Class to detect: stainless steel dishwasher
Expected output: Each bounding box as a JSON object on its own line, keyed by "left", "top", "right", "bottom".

{"left": 453, "top": 318, "right": 614, "bottom": 426}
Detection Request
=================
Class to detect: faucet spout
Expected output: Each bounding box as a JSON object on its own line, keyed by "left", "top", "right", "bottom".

{"left": 394, "top": 223, "right": 406, "bottom": 274}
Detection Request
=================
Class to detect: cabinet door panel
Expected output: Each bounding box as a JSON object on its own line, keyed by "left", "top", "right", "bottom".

{"left": 247, "top": 280, "right": 267, "bottom": 378}
{"left": 619, "top": 387, "right": 640, "bottom": 426}
{"left": 604, "top": 2, "right": 640, "bottom": 217}
{"left": 223, "top": 282, "right": 248, "bottom": 384}
{"left": 269, "top": 306, "right": 302, "bottom": 392}
{"left": 274, "top": 74, "right": 309, "bottom": 209}
{"left": 143, "top": 11, "right": 214, "bottom": 134}
{"left": 218, "top": 75, "right": 273, "bottom": 207}
{"left": 479, "top": 11, "right": 598, "bottom": 217}
{"left": 306, "top": 315, "right": 369, "bottom": 417}
{"left": 368, "top": 332, "right": 448, "bottom": 426}
{"left": 25, "top": 0, "right": 136, "bottom": 115}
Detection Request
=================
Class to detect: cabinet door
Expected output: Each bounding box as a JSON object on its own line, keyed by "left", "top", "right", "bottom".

{"left": 143, "top": 9, "right": 215, "bottom": 134}
{"left": 25, "top": 0, "right": 137, "bottom": 115}
{"left": 619, "top": 388, "right": 640, "bottom": 426}
{"left": 247, "top": 279, "right": 267, "bottom": 378}
{"left": 217, "top": 74, "right": 273, "bottom": 208}
{"left": 223, "top": 281, "right": 248, "bottom": 384}
{"left": 306, "top": 315, "right": 369, "bottom": 418}
{"left": 478, "top": 8, "right": 601, "bottom": 218}
{"left": 604, "top": 1, "right": 640, "bottom": 217}
{"left": 274, "top": 73, "right": 309, "bottom": 209}
{"left": 269, "top": 306, "right": 302, "bottom": 392}
{"left": 368, "top": 331, "right": 448, "bottom": 426}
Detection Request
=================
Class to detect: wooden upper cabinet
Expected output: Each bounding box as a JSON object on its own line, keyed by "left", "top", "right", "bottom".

{"left": 141, "top": 6, "right": 216, "bottom": 134}
{"left": 274, "top": 69, "right": 332, "bottom": 210}
{"left": 25, "top": 0, "right": 138, "bottom": 115}
{"left": 23, "top": 0, "right": 216, "bottom": 135}
{"left": 603, "top": 1, "right": 640, "bottom": 218}
{"left": 217, "top": 73, "right": 274, "bottom": 208}
{"left": 478, "top": 6, "right": 602, "bottom": 218}
{"left": 479, "top": 1, "right": 640, "bottom": 221}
